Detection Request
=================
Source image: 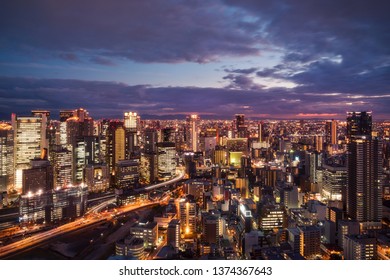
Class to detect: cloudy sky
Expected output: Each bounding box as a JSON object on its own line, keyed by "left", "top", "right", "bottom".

{"left": 0, "top": 0, "right": 389, "bottom": 120}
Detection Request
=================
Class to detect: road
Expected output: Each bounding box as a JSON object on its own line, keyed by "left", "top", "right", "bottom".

{"left": 0, "top": 171, "right": 182, "bottom": 259}
{"left": 136, "top": 170, "right": 185, "bottom": 192}
{"left": 0, "top": 201, "right": 159, "bottom": 259}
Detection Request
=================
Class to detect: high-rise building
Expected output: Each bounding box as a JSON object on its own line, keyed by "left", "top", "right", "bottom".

{"left": 347, "top": 136, "right": 382, "bottom": 229}
{"left": 167, "top": 219, "right": 181, "bottom": 250}
{"left": 258, "top": 122, "right": 263, "bottom": 142}
{"left": 343, "top": 234, "right": 377, "bottom": 260}
{"left": 124, "top": 112, "right": 139, "bottom": 159}
{"left": 0, "top": 123, "right": 14, "bottom": 193}
{"left": 322, "top": 159, "right": 347, "bottom": 202}
{"left": 235, "top": 114, "right": 247, "bottom": 138}
{"left": 315, "top": 135, "right": 323, "bottom": 152}
{"left": 140, "top": 153, "right": 157, "bottom": 184}
{"left": 156, "top": 142, "right": 176, "bottom": 181}
{"left": 66, "top": 108, "right": 94, "bottom": 147}
{"left": 59, "top": 110, "right": 73, "bottom": 147}
{"left": 346, "top": 111, "right": 372, "bottom": 138}
{"left": 298, "top": 226, "right": 321, "bottom": 259}
{"left": 84, "top": 163, "right": 109, "bottom": 193}
{"left": 52, "top": 146, "right": 72, "bottom": 188}
{"left": 202, "top": 213, "right": 221, "bottom": 245}
{"left": 144, "top": 128, "right": 158, "bottom": 154}
{"left": 73, "top": 136, "right": 100, "bottom": 183}
{"left": 12, "top": 113, "right": 47, "bottom": 193}
{"left": 186, "top": 115, "right": 199, "bottom": 152}
{"left": 22, "top": 159, "right": 53, "bottom": 194}
{"left": 179, "top": 195, "right": 197, "bottom": 238}
{"left": 325, "top": 120, "right": 337, "bottom": 145}
{"left": 115, "top": 159, "right": 139, "bottom": 189}
{"left": 106, "top": 121, "right": 126, "bottom": 174}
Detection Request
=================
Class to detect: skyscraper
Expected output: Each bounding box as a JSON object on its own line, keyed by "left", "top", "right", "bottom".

{"left": 186, "top": 115, "right": 199, "bottom": 152}
{"left": 73, "top": 136, "right": 100, "bottom": 183}
{"left": 106, "top": 121, "right": 126, "bottom": 174}
{"left": 144, "top": 128, "right": 158, "bottom": 154}
{"left": 12, "top": 113, "right": 47, "bottom": 193}
{"left": 179, "top": 195, "right": 197, "bottom": 238}
{"left": 346, "top": 111, "right": 372, "bottom": 138}
{"left": 52, "top": 146, "right": 72, "bottom": 188}
{"left": 0, "top": 123, "right": 14, "bottom": 193}
{"left": 347, "top": 136, "right": 382, "bottom": 229}
{"left": 59, "top": 110, "right": 73, "bottom": 147}
{"left": 325, "top": 119, "right": 337, "bottom": 145}
{"left": 156, "top": 142, "right": 176, "bottom": 181}
{"left": 66, "top": 108, "right": 94, "bottom": 147}
{"left": 124, "top": 112, "right": 139, "bottom": 159}
{"left": 235, "top": 114, "right": 247, "bottom": 138}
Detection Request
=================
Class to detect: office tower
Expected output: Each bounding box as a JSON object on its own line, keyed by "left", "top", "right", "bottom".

{"left": 22, "top": 159, "right": 53, "bottom": 194}
{"left": 115, "top": 159, "right": 139, "bottom": 189}
{"left": 98, "top": 119, "right": 110, "bottom": 162}
{"left": 52, "top": 146, "right": 72, "bottom": 188}
{"left": 12, "top": 113, "right": 47, "bottom": 193}
{"left": 66, "top": 108, "right": 94, "bottom": 147}
{"left": 73, "top": 136, "right": 100, "bottom": 183}
{"left": 156, "top": 142, "right": 176, "bottom": 181}
{"left": 307, "top": 151, "right": 322, "bottom": 184}
{"left": 343, "top": 235, "right": 377, "bottom": 260}
{"left": 322, "top": 158, "right": 347, "bottom": 201}
{"left": 144, "top": 128, "right": 158, "bottom": 154}
{"left": 179, "top": 196, "right": 197, "bottom": 238}
{"left": 298, "top": 226, "right": 321, "bottom": 258}
{"left": 346, "top": 111, "right": 372, "bottom": 138}
{"left": 186, "top": 114, "right": 199, "bottom": 152}
{"left": 325, "top": 120, "right": 337, "bottom": 145}
{"left": 167, "top": 219, "right": 181, "bottom": 250}
{"left": 106, "top": 121, "right": 126, "bottom": 174}
{"left": 59, "top": 110, "right": 73, "bottom": 146}
{"left": 347, "top": 136, "right": 382, "bottom": 229}
{"left": 234, "top": 114, "right": 247, "bottom": 138}
{"left": 140, "top": 153, "right": 157, "bottom": 184}
{"left": 124, "top": 112, "right": 139, "bottom": 159}
{"left": 0, "top": 123, "right": 14, "bottom": 193}
{"left": 84, "top": 163, "right": 109, "bottom": 193}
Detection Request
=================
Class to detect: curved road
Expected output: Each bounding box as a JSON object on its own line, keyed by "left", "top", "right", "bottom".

{"left": 0, "top": 171, "right": 183, "bottom": 259}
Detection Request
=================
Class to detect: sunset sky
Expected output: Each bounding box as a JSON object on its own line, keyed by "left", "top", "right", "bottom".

{"left": 1, "top": 0, "right": 389, "bottom": 120}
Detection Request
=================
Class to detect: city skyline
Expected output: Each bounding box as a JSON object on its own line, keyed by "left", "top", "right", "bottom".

{"left": 1, "top": 1, "right": 390, "bottom": 120}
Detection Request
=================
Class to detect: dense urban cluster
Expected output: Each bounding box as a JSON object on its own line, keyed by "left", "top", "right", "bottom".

{"left": 0, "top": 109, "right": 390, "bottom": 260}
